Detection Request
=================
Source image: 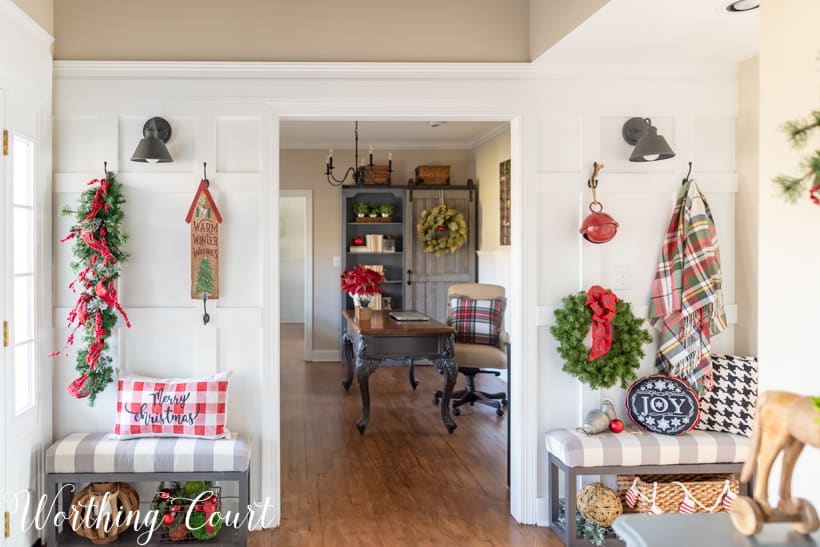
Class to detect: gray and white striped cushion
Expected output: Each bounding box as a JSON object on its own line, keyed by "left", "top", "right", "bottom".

{"left": 45, "top": 432, "right": 251, "bottom": 474}
{"left": 545, "top": 428, "right": 750, "bottom": 467}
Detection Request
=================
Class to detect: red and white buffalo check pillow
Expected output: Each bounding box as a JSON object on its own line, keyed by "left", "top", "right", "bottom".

{"left": 114, "top": 371, "right": 231, "bottom": 439}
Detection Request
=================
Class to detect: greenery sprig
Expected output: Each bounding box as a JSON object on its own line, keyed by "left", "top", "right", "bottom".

{"left": 773, "top": 110, "right": 820, "bottom": 203}
{"left": 550, "top": 291, "right": 652, "bottom": 390}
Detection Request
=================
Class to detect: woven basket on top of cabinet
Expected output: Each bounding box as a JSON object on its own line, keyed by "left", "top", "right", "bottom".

{"left": 617, "top": 474, "right": 739, "bottom": 514}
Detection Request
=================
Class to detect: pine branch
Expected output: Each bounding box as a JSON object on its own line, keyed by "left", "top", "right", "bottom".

{"left": 775, "top": 106, "right": 820, "bottom": 204}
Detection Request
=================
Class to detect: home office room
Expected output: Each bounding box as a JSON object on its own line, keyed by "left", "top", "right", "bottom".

{"left": 1, "top": 0, "right": 818, "bottom": 546}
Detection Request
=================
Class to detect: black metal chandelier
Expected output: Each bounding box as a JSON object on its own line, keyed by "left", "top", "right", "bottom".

{"left": 325, "top": 121, "right": 392, "bottom": 186}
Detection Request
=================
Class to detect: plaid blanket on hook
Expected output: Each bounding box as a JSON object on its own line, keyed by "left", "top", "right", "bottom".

{"left": 648, "top": 179, "right": 726, "bottom": 393}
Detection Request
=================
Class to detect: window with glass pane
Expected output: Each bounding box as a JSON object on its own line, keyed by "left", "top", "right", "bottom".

{"left": 12, "top": 134, "right": 35, "bottom": 414}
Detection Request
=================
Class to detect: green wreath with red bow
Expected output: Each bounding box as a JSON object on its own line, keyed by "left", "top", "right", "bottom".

{"left": 550, "top": 287, "right": 652, "bottom": 390}
{"left": 416, "top": 203, "right": 467, "bottom": 256}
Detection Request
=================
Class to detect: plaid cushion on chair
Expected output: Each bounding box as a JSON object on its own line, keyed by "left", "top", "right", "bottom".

{"left": 114, "top": 371, "right": 231, "bottom": 439}
{"left": 450, "top": 295, "right": 506, "bottom": 346}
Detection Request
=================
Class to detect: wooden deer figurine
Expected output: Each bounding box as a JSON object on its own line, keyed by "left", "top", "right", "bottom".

{"left": 730, "top": 391, "right": 820, "bottom": 535}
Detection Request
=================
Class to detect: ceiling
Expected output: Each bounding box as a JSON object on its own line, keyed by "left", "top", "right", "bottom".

{"left": 279, "top": 120, "right": 509, "bottom": 150}
{"left": 538, "top": 0, "right": 759, "bottom": 64}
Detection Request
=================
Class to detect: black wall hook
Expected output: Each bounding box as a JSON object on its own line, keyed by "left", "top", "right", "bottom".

{"left": 202, "top": 293, "right": 210, "bottom": 325}
{"left": 682, "top": 161, "right": 693, "bottom": 185}
{"left": 103, "top": 161, "right": 108, "bottom": 175}
{"left": 203, "top": 162, "right": 209, "bottom": 187}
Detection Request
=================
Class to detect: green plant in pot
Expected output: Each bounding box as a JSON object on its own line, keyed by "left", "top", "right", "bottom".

{"left": 378, "top": 203, "right": 394, "bottom": 217}
{"left": 353, "top": 202, "right": 370, "bottom": 217}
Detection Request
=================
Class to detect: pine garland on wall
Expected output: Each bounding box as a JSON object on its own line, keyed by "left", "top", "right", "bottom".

{"left": 53, "top": 171, "right": 131, "bottom": 404}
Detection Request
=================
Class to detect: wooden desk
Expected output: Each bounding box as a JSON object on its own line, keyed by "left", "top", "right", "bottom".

{"left": 613, "top": 513, "right": 820, "bottom": 547}
{"left": 341, "top": 310, "right": 458, "bottom": 434}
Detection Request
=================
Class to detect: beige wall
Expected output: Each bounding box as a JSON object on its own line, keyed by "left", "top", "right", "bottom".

{"left": 54, "top": 0, "right": 529, "bottom": 61}
{"left": 734, "top": 56, "right": 758, "bottom": 356}
{"left": 473, "top": 129, "right": 511, "bottom": 251}
{"left": 529, "top": 0, "right": 607, "bottom": 60}
{"left": 280, "top": 148, "right": 474, "bottom": 352}
{"left": 758, "top": 0, "right": 820, "bottom": 505}
{"left": 12, "top": 0, "right": 52, "bottom": 34}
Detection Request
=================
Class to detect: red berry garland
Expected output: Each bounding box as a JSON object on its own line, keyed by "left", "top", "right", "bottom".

{"left": 52, "top": 171, "right": 130, "bottom": 404}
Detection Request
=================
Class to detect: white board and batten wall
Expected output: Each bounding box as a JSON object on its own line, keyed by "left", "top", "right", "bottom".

{"left": 52, "top": 61, "right": 740, "bottom": 525}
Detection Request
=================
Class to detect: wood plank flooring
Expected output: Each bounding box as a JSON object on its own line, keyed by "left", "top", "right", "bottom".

{"left": 249, "top": 324, "right": 561, "bottom": 546}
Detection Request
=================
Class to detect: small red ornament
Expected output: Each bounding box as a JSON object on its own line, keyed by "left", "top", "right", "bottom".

{"left": 159, "top": 490, "right": 171, "bottom": 500}
{"left": 353, "top": 236, "right": 364, "bottom": 246}
{"left": 437, "top": 225, "right": 446, "bottom": 232}
{"left": 208, "top": 495, "right": 218, "bottom": 504}
{"left": 609, "top": 418, "right": 624, "bottom": 433}
{"left": 172, "top": 505, "right": 181, "bottom": 512}
{"left": 163, "top": 512, "right": 176, "bottom": 526}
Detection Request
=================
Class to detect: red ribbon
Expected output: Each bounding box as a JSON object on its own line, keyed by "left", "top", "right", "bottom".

{"left": 66, "top": 374, "right": 89, "bottom": 398}
{"left": 201, "top": 495, "right": 218, "bottom": 534}
{"left": 585, "top": 285, "right": 618, "bottom": 361}
{"left": 811, "top": 184, "right": 820, "bottom": 206}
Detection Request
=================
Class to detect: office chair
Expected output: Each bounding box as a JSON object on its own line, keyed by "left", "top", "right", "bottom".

{"left": 433, "top": 283, "right": 509, "bottom": 416}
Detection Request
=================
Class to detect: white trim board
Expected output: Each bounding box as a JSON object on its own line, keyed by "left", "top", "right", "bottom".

{"left": 53, "top": 61, "right": 736, "bottom": 82}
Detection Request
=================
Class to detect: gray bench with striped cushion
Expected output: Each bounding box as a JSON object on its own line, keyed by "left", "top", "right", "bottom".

{"left": 45, "top": 432, "right": 251, "bottom": 546}
{"left": 545, "top": 428, "right": 750, "bottom": 547}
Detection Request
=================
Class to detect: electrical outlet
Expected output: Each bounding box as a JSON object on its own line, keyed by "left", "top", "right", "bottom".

{"left": 332, "top": 256, "right": 341, "bottom": 268}
{"left": 614, "top": 265, "right": 631, "bottom": 290}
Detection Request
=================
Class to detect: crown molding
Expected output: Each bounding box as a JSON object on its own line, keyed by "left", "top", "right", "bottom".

{"left": 53, "top": 60, "right": 737, "bottom": 82}
{"left": 467, "top": 122, "right": 510, "bottom": 149}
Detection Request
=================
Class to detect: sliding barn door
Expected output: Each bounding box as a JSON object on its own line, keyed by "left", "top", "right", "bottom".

{"left": 406, "top": 187, "right": 476, "bottom": 322}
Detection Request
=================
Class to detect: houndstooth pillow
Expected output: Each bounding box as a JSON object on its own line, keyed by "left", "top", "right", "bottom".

{"left": 696, "top": 355, "right": 758, "bottom": 437}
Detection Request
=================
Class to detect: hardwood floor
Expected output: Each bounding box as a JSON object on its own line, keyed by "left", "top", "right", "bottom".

{"left": 249, "top": 323, "right": 562, "bottom": 546}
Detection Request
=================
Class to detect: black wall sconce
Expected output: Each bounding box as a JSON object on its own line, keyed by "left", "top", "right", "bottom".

{"left": 622, "top": 117, "right": 675, "bottom": 162}
{"left": 131, "top": 116, "right": 173, "bottom": 163}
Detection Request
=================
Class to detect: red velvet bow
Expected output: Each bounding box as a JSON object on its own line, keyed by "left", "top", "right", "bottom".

{"left": 585, "top": 285, "right": 618, "bottom": 361}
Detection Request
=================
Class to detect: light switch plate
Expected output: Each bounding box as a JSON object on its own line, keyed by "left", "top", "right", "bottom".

{"left": 332, "top": 255, "right": 341, "bottom": 268}
{"left": 614, "top": 265, "right": 631, "bottom": 290}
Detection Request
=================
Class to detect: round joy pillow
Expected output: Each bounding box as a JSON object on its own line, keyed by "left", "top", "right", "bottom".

{"left": 625, "top": 374, "right": 700, "bottom": 435}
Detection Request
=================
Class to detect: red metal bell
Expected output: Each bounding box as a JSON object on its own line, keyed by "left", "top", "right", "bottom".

{"left": 580, "top": 202, "right": 619, "bottom": 244}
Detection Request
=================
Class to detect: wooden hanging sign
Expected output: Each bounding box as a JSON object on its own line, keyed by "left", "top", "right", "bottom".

{"left": 185, "top": 180, "right": 223, "bottom": 300}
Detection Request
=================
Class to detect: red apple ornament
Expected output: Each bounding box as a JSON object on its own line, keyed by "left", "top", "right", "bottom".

{"left": 609, "top": 418, "right": 624, "bottom": 433}
{"left": 163, "top": 512, "right": 176, "bottom": 526}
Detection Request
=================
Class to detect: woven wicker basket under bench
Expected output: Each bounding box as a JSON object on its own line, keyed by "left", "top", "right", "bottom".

{"left": 44, "top": 432, "right": 252, "bottom": 546}
{"left": 545, "top": 428, "right": 751, "bottom": 547}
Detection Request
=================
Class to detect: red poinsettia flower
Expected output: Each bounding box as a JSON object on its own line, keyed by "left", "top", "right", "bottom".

{"left": 340, "top": 266, "right": 384, "bottom": 296}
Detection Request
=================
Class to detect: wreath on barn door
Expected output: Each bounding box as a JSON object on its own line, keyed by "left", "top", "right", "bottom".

{"left": 416, "top": 203, "right": 468, "bottom": 256}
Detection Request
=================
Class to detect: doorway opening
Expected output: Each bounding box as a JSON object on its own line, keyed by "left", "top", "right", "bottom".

{"left": 279, "top": 190, "right": 312, "bottom": 361}
{"left": 272, "top": 117, "right": 518, "bottom": 535}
